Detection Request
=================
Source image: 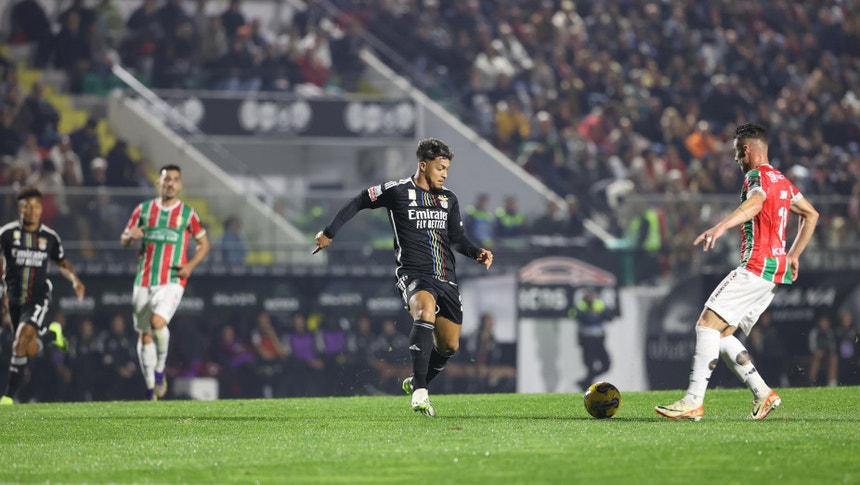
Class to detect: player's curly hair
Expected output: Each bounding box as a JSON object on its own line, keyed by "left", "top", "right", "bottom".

{"left": 16, "top": 186, "right": 43, "bottom": 201}
{"left": 416, "top": 138, "right": 453, "bottom": 162}
{"left": 734, "top": 123, "right": 768, "bottom": 144}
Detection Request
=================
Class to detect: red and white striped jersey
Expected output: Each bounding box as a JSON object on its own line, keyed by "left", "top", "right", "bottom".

{"left": 738, "top": 164, "right": 803, "bottom": 284}
{"left": 124, "top": 198, "right": 206, "bottom": 287}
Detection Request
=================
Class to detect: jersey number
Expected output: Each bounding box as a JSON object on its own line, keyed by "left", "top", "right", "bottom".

{"left": 777, "top": 206, "right": 788, "bottom": 247}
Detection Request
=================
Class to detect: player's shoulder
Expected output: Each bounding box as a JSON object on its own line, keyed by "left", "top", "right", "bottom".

{"left": 381, "top": 178, "right": 413, "bottom": 191}
{"left": 39, "top": 224, "right": 62, "bottom": 241}
{"left": 0, "top": 220, "right": 20, "bottom": 236}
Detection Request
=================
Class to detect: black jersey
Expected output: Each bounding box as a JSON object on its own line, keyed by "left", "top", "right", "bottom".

{"left": 0, "top": 221, "right": 65, "bottom": 305}
{"left": 325, "top": 177, "right": 480, "bottom": 283}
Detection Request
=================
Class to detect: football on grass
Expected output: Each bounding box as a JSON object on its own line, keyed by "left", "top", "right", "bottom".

{"left": 583, "top": 381, "right": 621, "bottom": 419}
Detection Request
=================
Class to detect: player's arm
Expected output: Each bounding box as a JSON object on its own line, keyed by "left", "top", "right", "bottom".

{"left": 120, "top": 205, "right": 144, "bottom": 247}
{"left": 694, "top": 191, "right": 765, "bottom": 251}
{"left": 57, "top": 258, "right": 86, "bottom": 301}
{"left": 175, "top": 234, "right": 210, "bottom": 279}
{"left": 449, "top": 197, "right": 493, "bottom": 269}
{"left": 786, "top": 196, "right": 819, "bottom": 281}
{"left": 314, "top": 190, "right": 376, "bottom": 254}
{"left": 0, "top": 256, "right": 7, "bottom": 323}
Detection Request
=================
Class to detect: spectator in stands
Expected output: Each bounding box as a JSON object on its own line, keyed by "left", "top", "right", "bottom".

{"left": 59, "top": 0, "right": 98, "bottom": 37}
{"left": 684, "top": 120, "right": 718, "bottom": 162}
{"left": 17, "top": 82, "right": 59, "bottom": 147}
{"left": 126, "top": 0, "right": 160, "bottom": 36}
{"left": 66, "top": 318, "right": 101, "bottom": 402}
{"left": 531, "top": 199, "right": 567, "bottom": 238}
{"left": 495, "top": 195, "right": 526, "bottom": 243}
{"left": 14, "top": 132, "right": 44, "bottom": 174}
{"left": 9, "top": 0, "right": 53, "bottom": 68}
{"left": 220, "top": 0, "right": 246, "bottom": 39}
{"left": 330, "top": 16, "right": 365, "bottom": 93}
{"left": 98, "top": 313, "right": 139, "bottom": 400}
{"left": 283, "top": 313, "right": 325, "bottom": 396}
{"left": 461, "top": 313, "right": 515, "bottom": 393}
{"left": 157, "top": 0, "right": 191, "bottom": 41}
{"left": 808, "top": 314, "right": 839, "bottom": 387}
{"left": 49, "top": 135, "right": 84, "bottom": 187}
{"left": 53, "top": 10, "right": 93, "bottom": 93}
{"left": 69, "top": 116, "right": 101, "bottom": 165}
{"left": 835, "top": 310, "right": 859, "bottom": 386}
{"left": 747, "top": 311, "right": 789, "bottom": 388}
{"left": 209, "top": 323, "right": 256, "bottom": 398}
{"left": 465, "top": 193, "right": 495, "bottom": 248}
{"left": 105, "top": 138, "right": 135, "bottom": 186}
{"left": 0, "top": 108, "right": 21, "bottom": 157}
{"left": 250, "top": 311, "right": 288, "bottom": 398}
{"left": 370, "top": 318, "right": 410, "bottom": 395}
{"left": 220, "top": 215, "right": 247, "bottom": 265}
{"left": 85, "top": 156, "right": 108, "bottom": 187}
{"left": 343, "top": 315, "right": 379, "bottom": 395}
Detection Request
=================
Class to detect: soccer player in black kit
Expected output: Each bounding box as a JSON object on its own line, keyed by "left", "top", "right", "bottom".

{"left": 1, "top": 187, "right": 86, "bottom": 404}
{"left": 314, "top": 138, "right": 493, "bottom": 416}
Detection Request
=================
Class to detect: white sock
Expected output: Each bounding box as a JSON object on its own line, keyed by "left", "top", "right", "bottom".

{"left": 152, "top": 326, "right": 170, "bottom": 373}
{"left": 684, "top": 326, "right": 721, "bottom": 406}
{"left": 137, "top": 339, "right": 157, "bottom": 389}
{"left": 720, "top": 335, "right": 770, "bottom": 400}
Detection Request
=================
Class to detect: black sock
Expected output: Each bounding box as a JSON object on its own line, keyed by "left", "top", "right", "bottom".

{"left": 42, "top": 331, "right": 57, "bottom": 344}
{"left": 4, "top": 356, "right": 28, "bottom": 399}
{"left": 427, "top": 347, "right": 452, "bottom": 384}
{"left": 409, "top": 320, "right": 435, "bottom": 389}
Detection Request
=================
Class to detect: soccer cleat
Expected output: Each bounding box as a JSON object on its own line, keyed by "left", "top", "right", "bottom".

{"left": 146, "top": 388, "right": 158, "bottom": 401}
{"left": 749, "top": 390, "right": 781, "bottom": 420}
{"left": 411, "top": 388, "right": 436, "bottom": 417}
{"left": 155, "top": 371, "right": 168, "bottom": 398}
{"left": 49, "top": 322, "right": 68, "bottom": 353}
{"left": 0, "top": 396, "right": 13, "bottom": 405}
{"left": 655, "top": 399, "right": 704, "bottom": 421}
{"left": 402, "top": 376, "right": 414, "bottom": 395}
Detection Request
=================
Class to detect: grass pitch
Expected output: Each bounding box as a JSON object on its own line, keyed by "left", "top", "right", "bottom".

{"left": 0, "top": 387, "right": 857, "bottom": 484}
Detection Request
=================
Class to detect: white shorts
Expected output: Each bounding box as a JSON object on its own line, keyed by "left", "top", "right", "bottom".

{"left": 705, "top": 267, "right": 777, "bottom": 335}
{"left": 132, "top": 284, "right": 184, "bottom": 333}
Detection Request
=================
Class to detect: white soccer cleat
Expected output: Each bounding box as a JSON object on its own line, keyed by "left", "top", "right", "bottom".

{"left": 655, "top": 399, "right": 704, "bottom": 421}
{"left": 411, "top": 388, "right": 436, "bottom": 417}
{"left": 749, "top": 390, "right": 781, "bottom": 420}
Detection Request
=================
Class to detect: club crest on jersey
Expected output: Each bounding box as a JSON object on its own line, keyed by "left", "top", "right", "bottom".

{"left": 368, "top": 184, "right": 382, "bottom": 202}
{"left": 174, "top": 215, "right": 184, "bottom": 228}
{"left": 38, "top": 237, "right": 47, "bottom": 250}
{"left": 12, "top": 230, "right": 20, "bottom": 245}
{"left": 438, "top": 195, "right": 448, "bottom": 209}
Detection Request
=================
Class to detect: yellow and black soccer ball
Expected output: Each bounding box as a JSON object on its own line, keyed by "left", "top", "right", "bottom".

{"left": 583, "top": 381, "right": 621, "bottom": 419}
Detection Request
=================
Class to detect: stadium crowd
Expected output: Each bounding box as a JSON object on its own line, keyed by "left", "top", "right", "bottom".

{"left": 0, "top": 309, "right": 516, "bottom": 402}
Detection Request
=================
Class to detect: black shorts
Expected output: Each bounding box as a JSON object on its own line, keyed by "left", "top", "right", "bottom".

{"left": 397, "top": 274, "right": 463, "bottom": 324}
{"left": 8, "top": 294, "right": 52, "bottom": 333}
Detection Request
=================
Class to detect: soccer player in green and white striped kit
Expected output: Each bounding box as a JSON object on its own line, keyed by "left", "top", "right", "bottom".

{"left": 121, "top": 164, "right": 210, "bottom": 401}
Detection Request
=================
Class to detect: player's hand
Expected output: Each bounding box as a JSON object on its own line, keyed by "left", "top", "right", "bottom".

{"left": 313, "top": 231, "right": 332, "bottom": 254}
{"left": 788, "top": 255, "right": 800, "bottom": 281}
{"left": 73, "top": 279, "right": 86, "bottom": 301}
{"left": 125, "top": 227, "right": 144, "bottom": 240}
{"left": 476, "top": 248, "right": 494, "bottom": 269}
{"left": 171, "top": 265, "right": 193, "bottom": 279}
{"left": 693, "top": 226, "right": 724, "bottom": 251}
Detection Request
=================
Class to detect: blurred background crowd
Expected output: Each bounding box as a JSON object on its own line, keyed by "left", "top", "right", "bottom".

{"left": 0, "top": 0, "right": 858, "bottom": 401}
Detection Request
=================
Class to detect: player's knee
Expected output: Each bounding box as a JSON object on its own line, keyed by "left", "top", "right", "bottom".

{"left": 438, "top": 341, "right": 458, "bottom": 356}
{"left": 735, "top": 350, "right": 750, "bottom": 365}
{"left": 708, "top": 358, "right": 718, "bottom": 370}
{"left": 139, "top": 332, "right": 153, "bottom": 344}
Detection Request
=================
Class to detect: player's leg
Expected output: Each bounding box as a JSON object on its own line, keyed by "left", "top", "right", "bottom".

{"left": 133, "top": 286, "right": 157, "bottom": 400}
{"left": 428, "top": 316, "right": 461, "bottom": 385}
{"left": 405, "top": 286, "right": 438, "bottom": 416}
{"left": 150, "top": 284, "right": 183, "bottom": 398}
{"left": 3, "top": 321, "right": 39, "bottom": 403}
{"left": 426, "top": 281, "right": 464, "bottom": 386}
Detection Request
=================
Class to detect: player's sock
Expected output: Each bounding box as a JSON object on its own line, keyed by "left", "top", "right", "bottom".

{"left": 426, "top": 347, "right": 452, "bottom": 384}
{"left": 4, "top": 356, "right": 28, "bottom": 399}
{"left": 153, "top": 326, "right": 170, "bottom": 374}
{"left": 684, "top": 326, "right": 720, "bottom": 406}
{"left": 720, "top": 335, "right": 769, "bottom": 400}
{"left": 137, "top": 340, "right": 157, "bottom": 390}
{"left": 408, "top": 320, "right": 435, "bottom": 389}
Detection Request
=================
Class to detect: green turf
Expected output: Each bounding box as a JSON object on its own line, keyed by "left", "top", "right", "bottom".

{"left": 0, "top": 387, "right": 857, "bottom": 484}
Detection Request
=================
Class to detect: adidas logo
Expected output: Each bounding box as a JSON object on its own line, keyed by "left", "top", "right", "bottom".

{"left": 408, "top": 201, "right": 418, "bottom": 206}
{"left": 409, "top": 344, "right": 421, "bottom": 351}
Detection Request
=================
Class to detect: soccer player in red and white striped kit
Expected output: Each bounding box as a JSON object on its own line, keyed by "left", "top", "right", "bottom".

{"left": 656, "top": 123, "right": 819, "bottom": 421}
{"left": 121, "top": 164, "right": 209, "bottom": 400}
